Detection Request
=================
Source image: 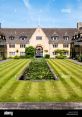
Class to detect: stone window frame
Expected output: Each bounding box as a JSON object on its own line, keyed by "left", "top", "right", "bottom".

{"left": 9, "top": 44, "right": 15, "bottom": 48}
{"left": 51, "top": 36, "right": 59, "bottom": 41}
{"left": 63, "top": 44, "right": 69, "bottom": 48}
{"left": 53, "top": 44, "right": 58, "bottom": 48}
{"left": 19, "top": 36, "right": 27, "bottom": 40}
{"left": 36, "top": 36, "right": 42, "bottom": 40}
{"left": 9, "top": 36, "right": 15, "bottom": 40}
{"left": 63, "top": 36, "right": 69, "bottom": 41}
{"left": 20, "top": 44, "right": 26, "bottom": 48}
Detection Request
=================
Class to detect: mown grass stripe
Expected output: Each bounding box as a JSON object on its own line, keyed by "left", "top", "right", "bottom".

{"left": 0, "top": 60, "right": 21, "bottom": 71}
{"left": 27, "top": 82, "right": 40, "bottom": 102}
{"left": 10, "top": 81, "right": 26, "bottom": 101}
{"left": 48, "top": 60, "right": 80, "bottom": 99}
{"left": 52, "top": 61, "right": 82, "bottom": 95}
{"left": 65, "top": 59, "right": 82, "bottom": 68}
{"left": 57, "top": 59, "right": 82, "bottom": 74}
{"left": 18, "top": 81, "right": 32, "bottom": 102}
{"left": 47, "top": 60, "right": 73, "bottom": 98}
{"left": 53, "top": 60, "right": 82, "bottom": 85}
{"left": 44, "top": 81, "right": 65, "bottom": 101}
{"left": 0, "top": 60, "right": 30, "bottom": 102}
{"left": 52, "top": 60, "right": 82, "bottom": 97}
{"left": 0, "top": 60, "right": 29, "bottom": 90}
{"left": 0, "top": 60, "right": 24, "bottom": 77}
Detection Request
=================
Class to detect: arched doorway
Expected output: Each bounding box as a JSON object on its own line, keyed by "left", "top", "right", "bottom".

{"left": 35, "top": 46, "right": 43, "bottom": 58}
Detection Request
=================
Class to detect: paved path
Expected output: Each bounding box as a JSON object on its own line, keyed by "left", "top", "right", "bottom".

{"left": 69, "top": 59, "right": 82, "bottom": 65}
{"left": 0, "top": 102, "right": 82, "bottom": 110}
{"left": 0, "top": 59, "right": 11, "bottom": 63}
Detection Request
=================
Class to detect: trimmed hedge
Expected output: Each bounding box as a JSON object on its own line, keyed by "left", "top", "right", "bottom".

{"left": 55, "top": 55, "right": 67, "bottom": 59}
{"left": 44, "top": 54, "right": 50, "bottom": 59}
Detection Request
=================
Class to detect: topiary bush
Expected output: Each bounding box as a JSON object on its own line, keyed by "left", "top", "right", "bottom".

{"left": 25, "top": 46, "right": 35, "bottom": 58}
{"left": 77, "top": 55, "right": 82, "bottom": 62}
{"left": 44, "top": 54, "right": 50, "bottom": 59}
{"left": 14, "top": 56, "right": 20, "bottom": 59}
{"left": 55, "top": 55, "right": 67, "bottom": 59}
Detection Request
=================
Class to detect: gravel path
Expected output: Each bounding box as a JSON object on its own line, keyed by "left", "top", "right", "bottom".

{"left": 0, "top": 102, "right": 82, "bottom": 110}
{"left": 0, "top": 59, "right": 11, "bottom": 63}
{"left": 69, "top": 59, "right": 82, "bottom": 65}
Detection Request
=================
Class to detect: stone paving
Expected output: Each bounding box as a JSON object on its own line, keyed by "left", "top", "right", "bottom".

{"left": 70, "top": 59, "right": 82, "bottom": 65}
{"left": 0, "top": 59, "right": 11, "bottom": 63}
{"left": 0, "top": 102, "right": 82, "bottom": 110}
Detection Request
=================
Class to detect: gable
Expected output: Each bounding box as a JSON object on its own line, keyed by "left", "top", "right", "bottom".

{"left": 29, "top": 27, "right": 49, "bottom": 47}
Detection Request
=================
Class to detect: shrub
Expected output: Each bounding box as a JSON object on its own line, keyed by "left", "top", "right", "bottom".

{"left": 77, "top": 55, "right": 82, "bottom": 62}
{"left": 25, "top": 46, "right": 35, "bottom": 58}
{"left": 20, "top": 56, "right": 26, "bottom": 59}
{"left": 20, "top": 59, "right": 54, "bottom": 80}
{"left": 44, "top": 54, "right": 50, "bottom": 58}
{"left": 14, "top": 56, "right": 20, "bottom": 59}
{"left": 0, "top": 56, "right": 3, "bottom": 60}
{"left": 55, "top": 55, "right": 67, "bottom": 59}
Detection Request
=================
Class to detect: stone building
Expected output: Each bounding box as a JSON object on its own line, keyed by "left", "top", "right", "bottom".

{"left": 0, "top": 22, "right": 82, "bottom": 58}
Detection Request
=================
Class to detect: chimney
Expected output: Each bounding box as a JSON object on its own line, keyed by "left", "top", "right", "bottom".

{"left": 77, "top": 22, "right": 82, "bottom": 30}
{"left": 0, "top": 23, "right": 1, "bottom": 28}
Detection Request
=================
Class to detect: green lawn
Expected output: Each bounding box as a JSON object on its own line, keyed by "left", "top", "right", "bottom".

{"left": 0, "top": 59, "right": 82, "bottom": 102}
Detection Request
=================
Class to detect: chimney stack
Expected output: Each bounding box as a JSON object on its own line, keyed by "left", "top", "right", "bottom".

{"left": 77, "top": 22, "right": 82, "bottom": 30}
{"left": 0, "top": 23, "right": 1, "bottom": 29}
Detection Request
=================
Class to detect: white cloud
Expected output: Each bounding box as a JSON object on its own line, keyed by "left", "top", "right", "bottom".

{"left": 23, "top": 0, "right": 31, "bottom": 10}
{"left": 61, "top": 8, "right": 71, "bottom": 14}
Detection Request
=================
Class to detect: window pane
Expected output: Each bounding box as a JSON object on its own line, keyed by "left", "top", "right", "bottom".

{"left": 36, "top": 36, "right": 42, "bottom": 40}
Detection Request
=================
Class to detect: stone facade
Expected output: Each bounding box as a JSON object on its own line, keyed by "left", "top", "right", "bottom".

{"left": 0, "top": 23, "right": 82, "bottom": 58}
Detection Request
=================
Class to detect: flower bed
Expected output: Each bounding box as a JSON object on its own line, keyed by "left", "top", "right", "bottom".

{"left": 19, "top": 59, "right": 55, "bottom": 80}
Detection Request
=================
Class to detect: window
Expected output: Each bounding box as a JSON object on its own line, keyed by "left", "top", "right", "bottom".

{"left": 20, "top": 44, "right": 26, "bottom": 48}
{"left": 20, "top": 52, "right": 25, "bottom": 56}
{"left": 64, "top": 52, "right": 69, "bottom": 55}
{"left": 19, "top": 36, "right": 27, "bottom": 40}
{"left": 80, "top": 33, "right": 82, "bottom": 38}
{"left": 51, "top": 36, "right": 59, "bottom": 40}
{"left": 9, "top": 44, "right": 15, "bottom": 48}
{"left": 53, "top": 52, "right": 57, "bottom": 55}
{"left": 63, "top": 36, "right": 69, "bottom": 40}
{"left": 9, "top": 36, "right": 15, "bottom": 40}
{"left": 0, "top": 35, "right": 6, "bottom": 40}
{"left": 63, "top": 44, "right": 69, "bottom": 48}
{"left": 9, "top": 52, "right": 15, "bottom": 56}
{"left": 53, "top": 44, "right": 58, "bottom": 48}
{"left": 36, "top": 36, "right": 42, "bottom": 40}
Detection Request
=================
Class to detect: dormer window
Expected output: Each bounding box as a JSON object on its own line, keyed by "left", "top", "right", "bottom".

{"left": 19, "top": 36, "right": 27, "bottom": 40}
{"left": 9, "top": 36, "right": 15, "bottom": 40}
{"left": 80, "top": 33, "right": 82, "bottom": 38}
{"left": 51, "top": 36, "right": 59, "bottom": 40}
{"left": 63, "top": 36, "right": 69, "bottom": 40}
{"left": 0, "top": 35, "right": 6, "bottom": 41}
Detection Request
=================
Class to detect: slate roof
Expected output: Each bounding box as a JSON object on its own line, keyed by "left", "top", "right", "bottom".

{"left": 0, "top": 28, "right": 78, "bottom": 44}
{"left": 42, "top": 28, "right": 78, "bottom": 43}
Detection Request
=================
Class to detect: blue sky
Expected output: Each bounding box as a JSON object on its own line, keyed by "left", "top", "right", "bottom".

{"left": 0, "top": 0, "right": 82, "bottom": 28}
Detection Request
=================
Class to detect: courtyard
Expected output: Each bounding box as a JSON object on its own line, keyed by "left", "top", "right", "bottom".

{"left": 0, "top": 59, "right": 82, "bottom": 102}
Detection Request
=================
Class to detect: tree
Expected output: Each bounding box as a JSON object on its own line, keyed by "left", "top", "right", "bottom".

{"left": 55, "top": 49, "right": 68, "bottom": 59}
{"left": 25, "top": 46, "right": 35, "bottom": 58}
{"left": 55, "top": 49, "right": 68, "bottom": 56}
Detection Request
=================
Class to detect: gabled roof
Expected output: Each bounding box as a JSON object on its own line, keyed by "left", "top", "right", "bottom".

{"left": 0, "top": 28, "right": 78, "bottom": 44}
{"left": 42, "top": 28, "right": 77, "bottom": 38}
{"left": 42, "top": 28, "right": 78, "bottom": 43}
{"left": 0, "top": 28, "right": 36, "bottom": 39}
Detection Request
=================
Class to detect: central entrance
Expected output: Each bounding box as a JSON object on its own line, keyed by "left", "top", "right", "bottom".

{"left": 35, "top": 46, "right": 43, "bottom": 58}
